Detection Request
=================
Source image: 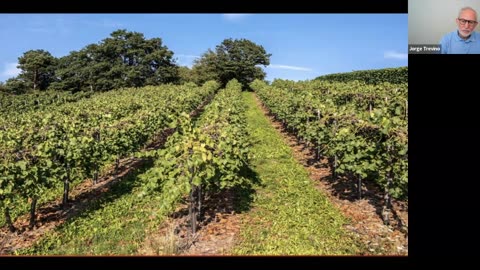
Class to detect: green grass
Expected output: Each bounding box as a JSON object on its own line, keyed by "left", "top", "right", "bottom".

{"left": 232, "top": 92, "right": 362, "bottom": 255}
{"left": 15, "top": 160, "right": 168, "bottom": 255}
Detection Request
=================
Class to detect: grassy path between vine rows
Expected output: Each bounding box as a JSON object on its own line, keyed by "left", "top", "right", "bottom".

{"left": 231, "top": 92, "right": 363, "bottom": 255}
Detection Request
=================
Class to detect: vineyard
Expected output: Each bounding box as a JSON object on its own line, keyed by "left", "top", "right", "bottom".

{"left": 0, "top": 78, "right": 407, "bottom": 255}
{"left": 0, "top": 82, "right": 218, "bottom": 230}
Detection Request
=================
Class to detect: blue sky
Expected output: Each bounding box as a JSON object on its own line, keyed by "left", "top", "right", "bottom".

{"left": 0, "top": 14, "right": 407, "bottom": 83}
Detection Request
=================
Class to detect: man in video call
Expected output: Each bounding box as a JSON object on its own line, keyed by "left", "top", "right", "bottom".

{"left": 440, "top": 6, "right": 480, "bottom": 54}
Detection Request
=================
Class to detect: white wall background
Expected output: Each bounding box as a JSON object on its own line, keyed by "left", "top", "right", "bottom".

{"left": 409, "top": 0, "right": 480, "bottom": 44}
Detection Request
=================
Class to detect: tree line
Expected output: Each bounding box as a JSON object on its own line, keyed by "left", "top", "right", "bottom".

{"left": 0, "top": 29, "right": 271, "bottom": 94}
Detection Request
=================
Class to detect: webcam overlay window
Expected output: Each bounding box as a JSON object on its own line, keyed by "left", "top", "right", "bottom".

{"left": 409, "top": 0, "right": 480, "bottom": 54}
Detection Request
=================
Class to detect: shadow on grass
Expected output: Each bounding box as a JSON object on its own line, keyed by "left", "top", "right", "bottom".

{"left": 234, "top": 164, "right": 262, "bottom": 213}
{"left": 168, "top": 163, "right": 262, "bottom": 235}
{"left": 26, "top": 158, "right": 153, "bottom": 240}
{"left": 323, "top": 172, "right": 407, "bottom": 232}
{"left": 57, "top": 159, "right": 154, "bottom": 227}
{"left": 3, "top": 158, "right": 155, "bottom": 255}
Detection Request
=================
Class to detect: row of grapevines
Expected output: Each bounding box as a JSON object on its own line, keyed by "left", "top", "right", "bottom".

{"left": 0, "top": 90, "right": 95, "bottom": 115}
{"left": 137, "top": 79, "right": 250, "bottom": 233}
{"left": 252, "top": 79, "right": 407, "bottom": 225}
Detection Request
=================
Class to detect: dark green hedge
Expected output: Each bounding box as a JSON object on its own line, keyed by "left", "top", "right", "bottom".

{"left": 315, "top": 66, "right": 407, "bottom": 84}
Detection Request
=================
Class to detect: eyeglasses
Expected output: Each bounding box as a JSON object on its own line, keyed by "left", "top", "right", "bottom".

{"left": 458, "top": 18, "right": 478, "bottom": 25}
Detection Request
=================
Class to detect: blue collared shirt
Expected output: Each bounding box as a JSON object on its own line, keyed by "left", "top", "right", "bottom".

{"left": 440, "top": 31, "right": 480, "bottom": 54}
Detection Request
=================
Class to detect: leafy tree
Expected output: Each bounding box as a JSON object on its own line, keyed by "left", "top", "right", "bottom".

{"left": 100, "top": 29, "right": 178, "bottom": 88}
{"left": 51, "top": 29, "right": 179, "bottom": 92}
{"left": 50, "top": 50, "right": 91, "bottom": 92}
{"left": 190, "top": 49, "right": 219, "bottom": 85}
{"left": 3, "top": 78, "right": 29, "bottom": 94}
{"left": 178, "top": 66, "right": 195, "bottom": 84}
{"left": 192, "top": 38, "right": 271, "bottom": 88}
{"left": 17, "top": 49, "right": 57, "bottom": 91}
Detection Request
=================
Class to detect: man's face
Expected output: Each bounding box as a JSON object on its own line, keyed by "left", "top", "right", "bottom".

{"left": 457, "top": 10, "right": 478, "bottom": 37}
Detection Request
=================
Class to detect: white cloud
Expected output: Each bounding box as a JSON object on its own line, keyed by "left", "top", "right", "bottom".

{"left": 268, "top": 64, "right": 313, "bottom": 72}
{"left": 2, "top": 63, "right": 21, "bottom": 78}
{"left": 384, "top": 50, "right": 408, "bottom": 60}
{"left": 222, "top": 14, "right": 251, "bottom": 21}
{"left": 176, "top": 54, "right": 200, "bottom": 59}
{"left": 175, "top": 54, "right": 200, "bottom": 68}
